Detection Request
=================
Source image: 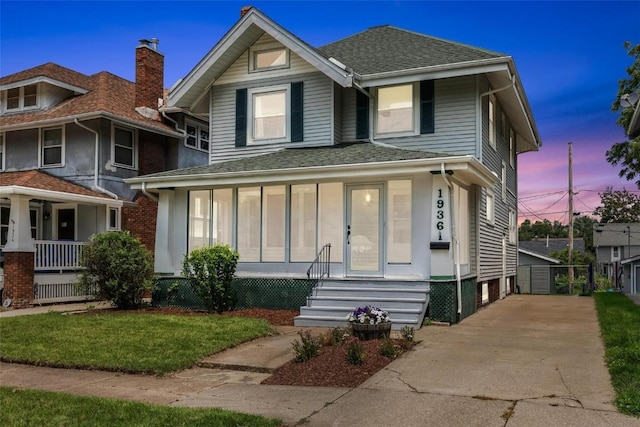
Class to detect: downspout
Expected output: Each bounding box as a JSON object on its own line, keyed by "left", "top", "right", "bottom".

{"left": 161, "top": 110, "right": 187, "bottom": 140}
{"left": 74, "top": 118, "right": 118, "bottom": 200}
{"left": 440, "top": 163, "right": 462, "bottom": 317}
{"left": 141, "top": 182, "right": 158, "bottom": 203}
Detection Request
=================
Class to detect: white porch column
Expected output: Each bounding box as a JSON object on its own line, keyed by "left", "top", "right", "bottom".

{"left": 3, "top": 195, "right": 35, "bottom": 253}
{"left": 154, "top": 189, "right": 175, "bottom": 274}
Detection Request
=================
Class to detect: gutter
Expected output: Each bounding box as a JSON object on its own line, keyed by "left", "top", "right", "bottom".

{"left": 74, "top": 118, "right": 119, "bottom": 200}
{"left": 141, "top": 182, "right": 159, "bottom": 202}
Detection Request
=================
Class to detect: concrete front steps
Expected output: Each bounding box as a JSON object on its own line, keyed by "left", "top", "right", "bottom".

{"left": 294, "top": 279, "right": 430, "bottom": 330}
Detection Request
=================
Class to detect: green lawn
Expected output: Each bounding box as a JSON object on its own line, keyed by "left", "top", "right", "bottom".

{"left": 593, "top": 292, "right": 640, "bottom": 416}
{"left": 0, "top": 387, "right": 281, "bottom": 427}
{"left": 0, "top": 311, "right": 272, "bottom": 374}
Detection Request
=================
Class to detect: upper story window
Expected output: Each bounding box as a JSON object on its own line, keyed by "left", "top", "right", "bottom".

{"left": 488, "top": 95, "right": 496, "bottom": 149}
{"left": 249, "top": 85, "right": 289, "bottom": 142}
{"left": 4, "top": 84, "right": 38, "bottom": 112}
{"left": 41, "top": 126, "right": 64, "bottom": 167}
{"left": 509, "top": 127, "right": 515, "bottom": 168}
{"left": 250, "top": 45, "right": 289, "bottom": 72}
{"left": 501, "top": 161, "right": 507, "bottom": 201}
{"left": 612, "top": 246, "right": 620, "bottom": 260}
{"left": 186, "top": 122, "right": 209, "bottom": 152}
{"left": 376, "top": 84, "right": 415, "bottom": 135}
{"left": 508, "top": 209, "right": 517, "bottom": 244}
{"left": 486, "top": 190, "right": 495, "bottom": 224}
{"left": 112, "top": 125, "right": 136, "bottom": 169}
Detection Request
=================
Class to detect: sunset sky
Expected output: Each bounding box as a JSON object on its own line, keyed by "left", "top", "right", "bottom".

{"left": 2, "top": 1, "right": 639, "bottom": 225}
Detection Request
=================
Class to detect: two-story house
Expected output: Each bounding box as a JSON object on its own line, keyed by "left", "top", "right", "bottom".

{"left": 127, "top": 7, "right": 541, "bottom": 327}
{"left": 0, "top": 39, "right": 208, "bottom": 308}
{"left": 594, "top": 223, "right": 640, "bottom": 293}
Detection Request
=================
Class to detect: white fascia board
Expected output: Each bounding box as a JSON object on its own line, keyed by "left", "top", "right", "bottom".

{"left": 0, "top": 76, "right": 89, "bottom": 94}
{"left": 169, "top": 9, "right": 351, "bottom": 108}
{"left": 518, "top": 248, "right": 561, "bottom": 264}
{"left": 0, "top": 186, "right": 123, "bottom": 207}
{"left": 128, "top": 155, "right": 497, "bottom": 190}
{"left": 0, "top": 111, "right": 183, "bottom": 138}
{"left": 358, "top": 58, "right": 510, "bottom": 88}
{"left": 507, "top": 61, "right": 542, "bottom": 153}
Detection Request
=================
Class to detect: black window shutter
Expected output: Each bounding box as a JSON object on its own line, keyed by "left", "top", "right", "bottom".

{"left": 291, "top": 82, "right": 304, "bottom": 142}
{"left": 355, "top": 90, "right": 369, "bottom": 140}
{"left": 235, "top": 88, "right": 247, "bottom": 147}
{"left": 420, "top": 80, "right": 434, "bottom": 134}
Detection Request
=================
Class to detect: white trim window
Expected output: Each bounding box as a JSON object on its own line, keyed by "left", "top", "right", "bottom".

{"left": 488, "top": 95, "right": 496, "bottom": 149}
{"left": 501, "top": 161, "right": 507, "bottom": 201}
{"left": 376, "top": 83, "right": 417, "bottom": 136}
{"left": 108, "top": 207, "right": 120, "bottom": 231}
{"left": 612, "top": 246, "right": 620, "bottom": 261}
{"left": 388, "top": 180, "right": 412, "bottom": 264}
{"left": 4, "top": 84, "right": 38, "bottom": 112}
{"left": 41, "top": 126, "right": 64, "bottom": 167}
{"left": 508, "top": 209, "right": 517, "bottom": 244}
{"left": 249, "top": 85, "right": 289, "bottom": 143}
{"left": 249, "top": 45, "right": 289, "bottom": 72}
{"left": 112, "top": 125, "right": 136, "bottom": 169}
{"left": 185, "top": 122, "right": 209, "bottom": 152}
{"left": 486, "top": 190, "right": 495, "bottom": 224}
{"left": 0, "top": 133, "right": 4, "bottom": 171}
{"left": 509, "top": 127, "right": 515, "bottom": 168}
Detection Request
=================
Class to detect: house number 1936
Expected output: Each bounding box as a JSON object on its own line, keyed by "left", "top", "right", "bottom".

{"left": 436, "top": 189, "right": 445, "bottom": 239}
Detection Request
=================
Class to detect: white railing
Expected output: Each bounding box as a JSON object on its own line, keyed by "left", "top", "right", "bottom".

{"left": 35, "top": 240, "right": 87, "bottom": 271}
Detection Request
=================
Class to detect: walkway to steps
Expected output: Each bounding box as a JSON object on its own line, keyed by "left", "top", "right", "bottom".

{"left": 294, "top": 278, "right": 429, "bottom": 329}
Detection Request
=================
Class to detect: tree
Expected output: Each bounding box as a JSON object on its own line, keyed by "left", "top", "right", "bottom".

{"left": 573, "top": 215, "right": 596, "bottom": 253}
{"left": 80, "top": 231, "right": 154, "bottom": 309}
{"left": 593, "top": 187, "right": 640, "bottom": 223}
{"left": 607, "top": 41, "right": 640, "bottom": 187}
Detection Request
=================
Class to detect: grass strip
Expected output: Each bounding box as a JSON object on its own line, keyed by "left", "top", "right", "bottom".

{"left": 593, "top": 292, "right": 640, "bottom": 416}
{"left": 0, "top": 312, "right": 272, "bottom": 375}
{"left": 0, "top": 387, "right": 281, "bottom": 427}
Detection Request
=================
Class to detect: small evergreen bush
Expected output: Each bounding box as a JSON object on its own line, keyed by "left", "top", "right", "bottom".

{"left": 80, "top": 231, "right": 154, "bottom": 309}
{"left": 182, "top": 244, "right": 239, "bottom": 313}
{"left": 400, "top": 326, "right": 415, "bottom": 341}
{"left": 292, "top": 330, "right": 320, "bottom": 362}
{"left": 379, "top": 339, "right": 398, "bottom": 359}
{"left": 345, "top": 336, "right": 365, "bottom": 365}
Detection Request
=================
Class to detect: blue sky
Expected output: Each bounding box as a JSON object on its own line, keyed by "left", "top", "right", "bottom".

{"left": 2, "top": 0, "right": 639, "bottom": 223}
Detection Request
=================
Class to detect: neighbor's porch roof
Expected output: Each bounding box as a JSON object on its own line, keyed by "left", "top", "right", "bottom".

{"left": 127, "top": 142, "right": 498, "bottom": 190}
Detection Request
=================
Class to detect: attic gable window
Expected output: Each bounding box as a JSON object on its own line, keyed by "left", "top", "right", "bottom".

{"left": 5, "top": 84, "right": 38, "bottom": 111}
{"left": 250, "top": 46, "right": 289, "bottom": 72}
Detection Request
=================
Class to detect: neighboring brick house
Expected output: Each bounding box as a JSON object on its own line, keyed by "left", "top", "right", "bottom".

{"left": 0, "top": 40, "right": 208, "bottom": 307}
{"left": 127, "top": 7, "right": 542, "bottom": 328}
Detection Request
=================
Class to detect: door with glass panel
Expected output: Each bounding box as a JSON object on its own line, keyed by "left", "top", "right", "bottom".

{"left": 346, "top": 185, "right": 383, "bottom": 276}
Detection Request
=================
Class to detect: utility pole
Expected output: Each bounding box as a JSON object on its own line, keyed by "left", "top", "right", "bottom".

{"left": 568, "top": 142, "right": 574, "bottom": 295}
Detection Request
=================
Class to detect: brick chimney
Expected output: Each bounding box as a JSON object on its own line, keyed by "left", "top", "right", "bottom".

{"left": 240, "top": 6, "right": 252, "bottom": 17}
{"left": 135, "top": 38, "right": 164, "bottom": 111}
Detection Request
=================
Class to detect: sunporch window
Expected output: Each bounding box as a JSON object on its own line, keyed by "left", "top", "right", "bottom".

{"left": 453, "top": 183, "right": 470, "bottom": 266}
{"left": 237, "top": 187, "right": 261, "bottom": 261}
{"left": 388, "top": 180, "right": 412, "bottom": 263}
{"left": 262, "top": 186, "right": 286, "bottom": 262}
{"left": 187, "top": 189, "right": 232, "bottom": 253}
{"left": 290, "top": 184, "right": 317, "bottom": 262}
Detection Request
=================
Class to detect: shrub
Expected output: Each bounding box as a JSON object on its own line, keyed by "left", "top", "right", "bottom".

{"left": 345, "top": 336, "right": 365, "bottom": 365}
{"left": 379, "top": 339, "right": 398, "bottom": 359}
{"left": 292, "top": 330, "right": 320, "bottom": 362}
{"left": 320, "top": 327, "right": 350, "bottom": 347}
{"left": 79, "top": 231, "right": 154, "bottom": 309}
{"left": 181, "top": 244, "right": 239, "bottom": 313}
{"left": 400, "top": 326, "right": 415, "bottom": 341}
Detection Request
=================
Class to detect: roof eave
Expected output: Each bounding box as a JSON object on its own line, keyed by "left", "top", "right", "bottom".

{"left": 0, "top": 185, "right": 124, "bottom": 206}
{"left": 0, "top": 76, "right": 89, "bottom": 94}
{"left": 168, "top": 8, "right": 352, "bottom": 109}
{"left": 127, "top": 155, "right": 497, "bottom": 190}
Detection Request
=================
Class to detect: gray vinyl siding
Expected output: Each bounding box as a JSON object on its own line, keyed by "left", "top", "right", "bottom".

{"left": 333, "top": 82, "right": 343, "bottom": 144}
{"left": 342, "top": 87, "right": 358, "bottom": 141}
{"left": 209, "top": 71, "right": 334, "bottom": 163}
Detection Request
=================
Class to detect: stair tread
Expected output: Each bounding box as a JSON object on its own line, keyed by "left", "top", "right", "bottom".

{"left": 301, "top": 306, "right": 422, "bottom": 313}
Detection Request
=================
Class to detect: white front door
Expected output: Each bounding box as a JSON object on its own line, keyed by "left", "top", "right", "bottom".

{"left": 346, "top": 184, "right": 383, "bottom": 277}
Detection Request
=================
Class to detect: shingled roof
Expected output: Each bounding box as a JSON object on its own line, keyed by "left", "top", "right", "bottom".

{"left": 519, "top": 238, "right": 585, "bottom": 257}
{"left": 318, "top": 25, "right": 506, "bottom": 76}
{"left": 0, "top": 169, "right": 116, "bottom": 200}
{"left": 0, "top": 63, "right": 177, "bottom": 136}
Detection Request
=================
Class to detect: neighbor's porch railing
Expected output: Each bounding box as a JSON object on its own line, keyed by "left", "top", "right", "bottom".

{"left": 35, "top": 240, "right": 87, "bottom": 271}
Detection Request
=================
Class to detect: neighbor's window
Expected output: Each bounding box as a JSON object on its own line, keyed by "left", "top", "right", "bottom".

{"left": 377, "top": 84, "right": 414, "bottom": 134}
{"left": 0, "top": 134, "right": 4, "bottom": 171}
{"left": 5, "top": 84, "right": 38, "bottom": 111}
{"left": 113, "top": 125, "right": 136, "bottom": 168}
{"left": 251, "top": 87, "right": 288, "bottom": 141}
{"left": 290, "top": 184, "right": 317, "bottom": 262}
{"left": 41, "top": 127, "right": 63, "bottom": 167}
{"left": 488, "top": 95, "right": 496, "bottom": 149}
{"left": 185, "top": 122, "right": 209, "bottom": 152}
{"left": 486, "top": 190, "right": 495, "bottom": 223}
{"left": 612, "top": 246, "right": 620, "bottom": 259}
{"left": 252, "top": 47, "right": 288, "bottom": 71}
{"left": 388, "top": 180, "right": 412, "bottom": 264}
{"left": 108, "top": 207, "right": 120, "bottom": 230}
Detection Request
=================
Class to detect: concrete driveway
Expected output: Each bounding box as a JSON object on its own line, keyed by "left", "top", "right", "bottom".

{"left": 2, "top": 295, "right": 639, "bottom": 426}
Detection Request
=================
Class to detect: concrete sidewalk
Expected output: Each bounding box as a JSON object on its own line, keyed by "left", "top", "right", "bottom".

{"left": 0, "top": 300, "right": 113, "bottom": 317}
{"left": 1, "top": 295, "right": 639, "bottom": 426}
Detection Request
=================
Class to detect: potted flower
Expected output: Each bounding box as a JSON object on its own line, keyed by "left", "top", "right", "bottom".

{"left": 347, "top": 305, "right": 392, "bottom": 340}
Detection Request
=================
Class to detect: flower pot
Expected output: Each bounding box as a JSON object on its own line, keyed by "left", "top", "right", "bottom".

{"left": 350, "top": 322, "right": 392, "bottom": 340}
